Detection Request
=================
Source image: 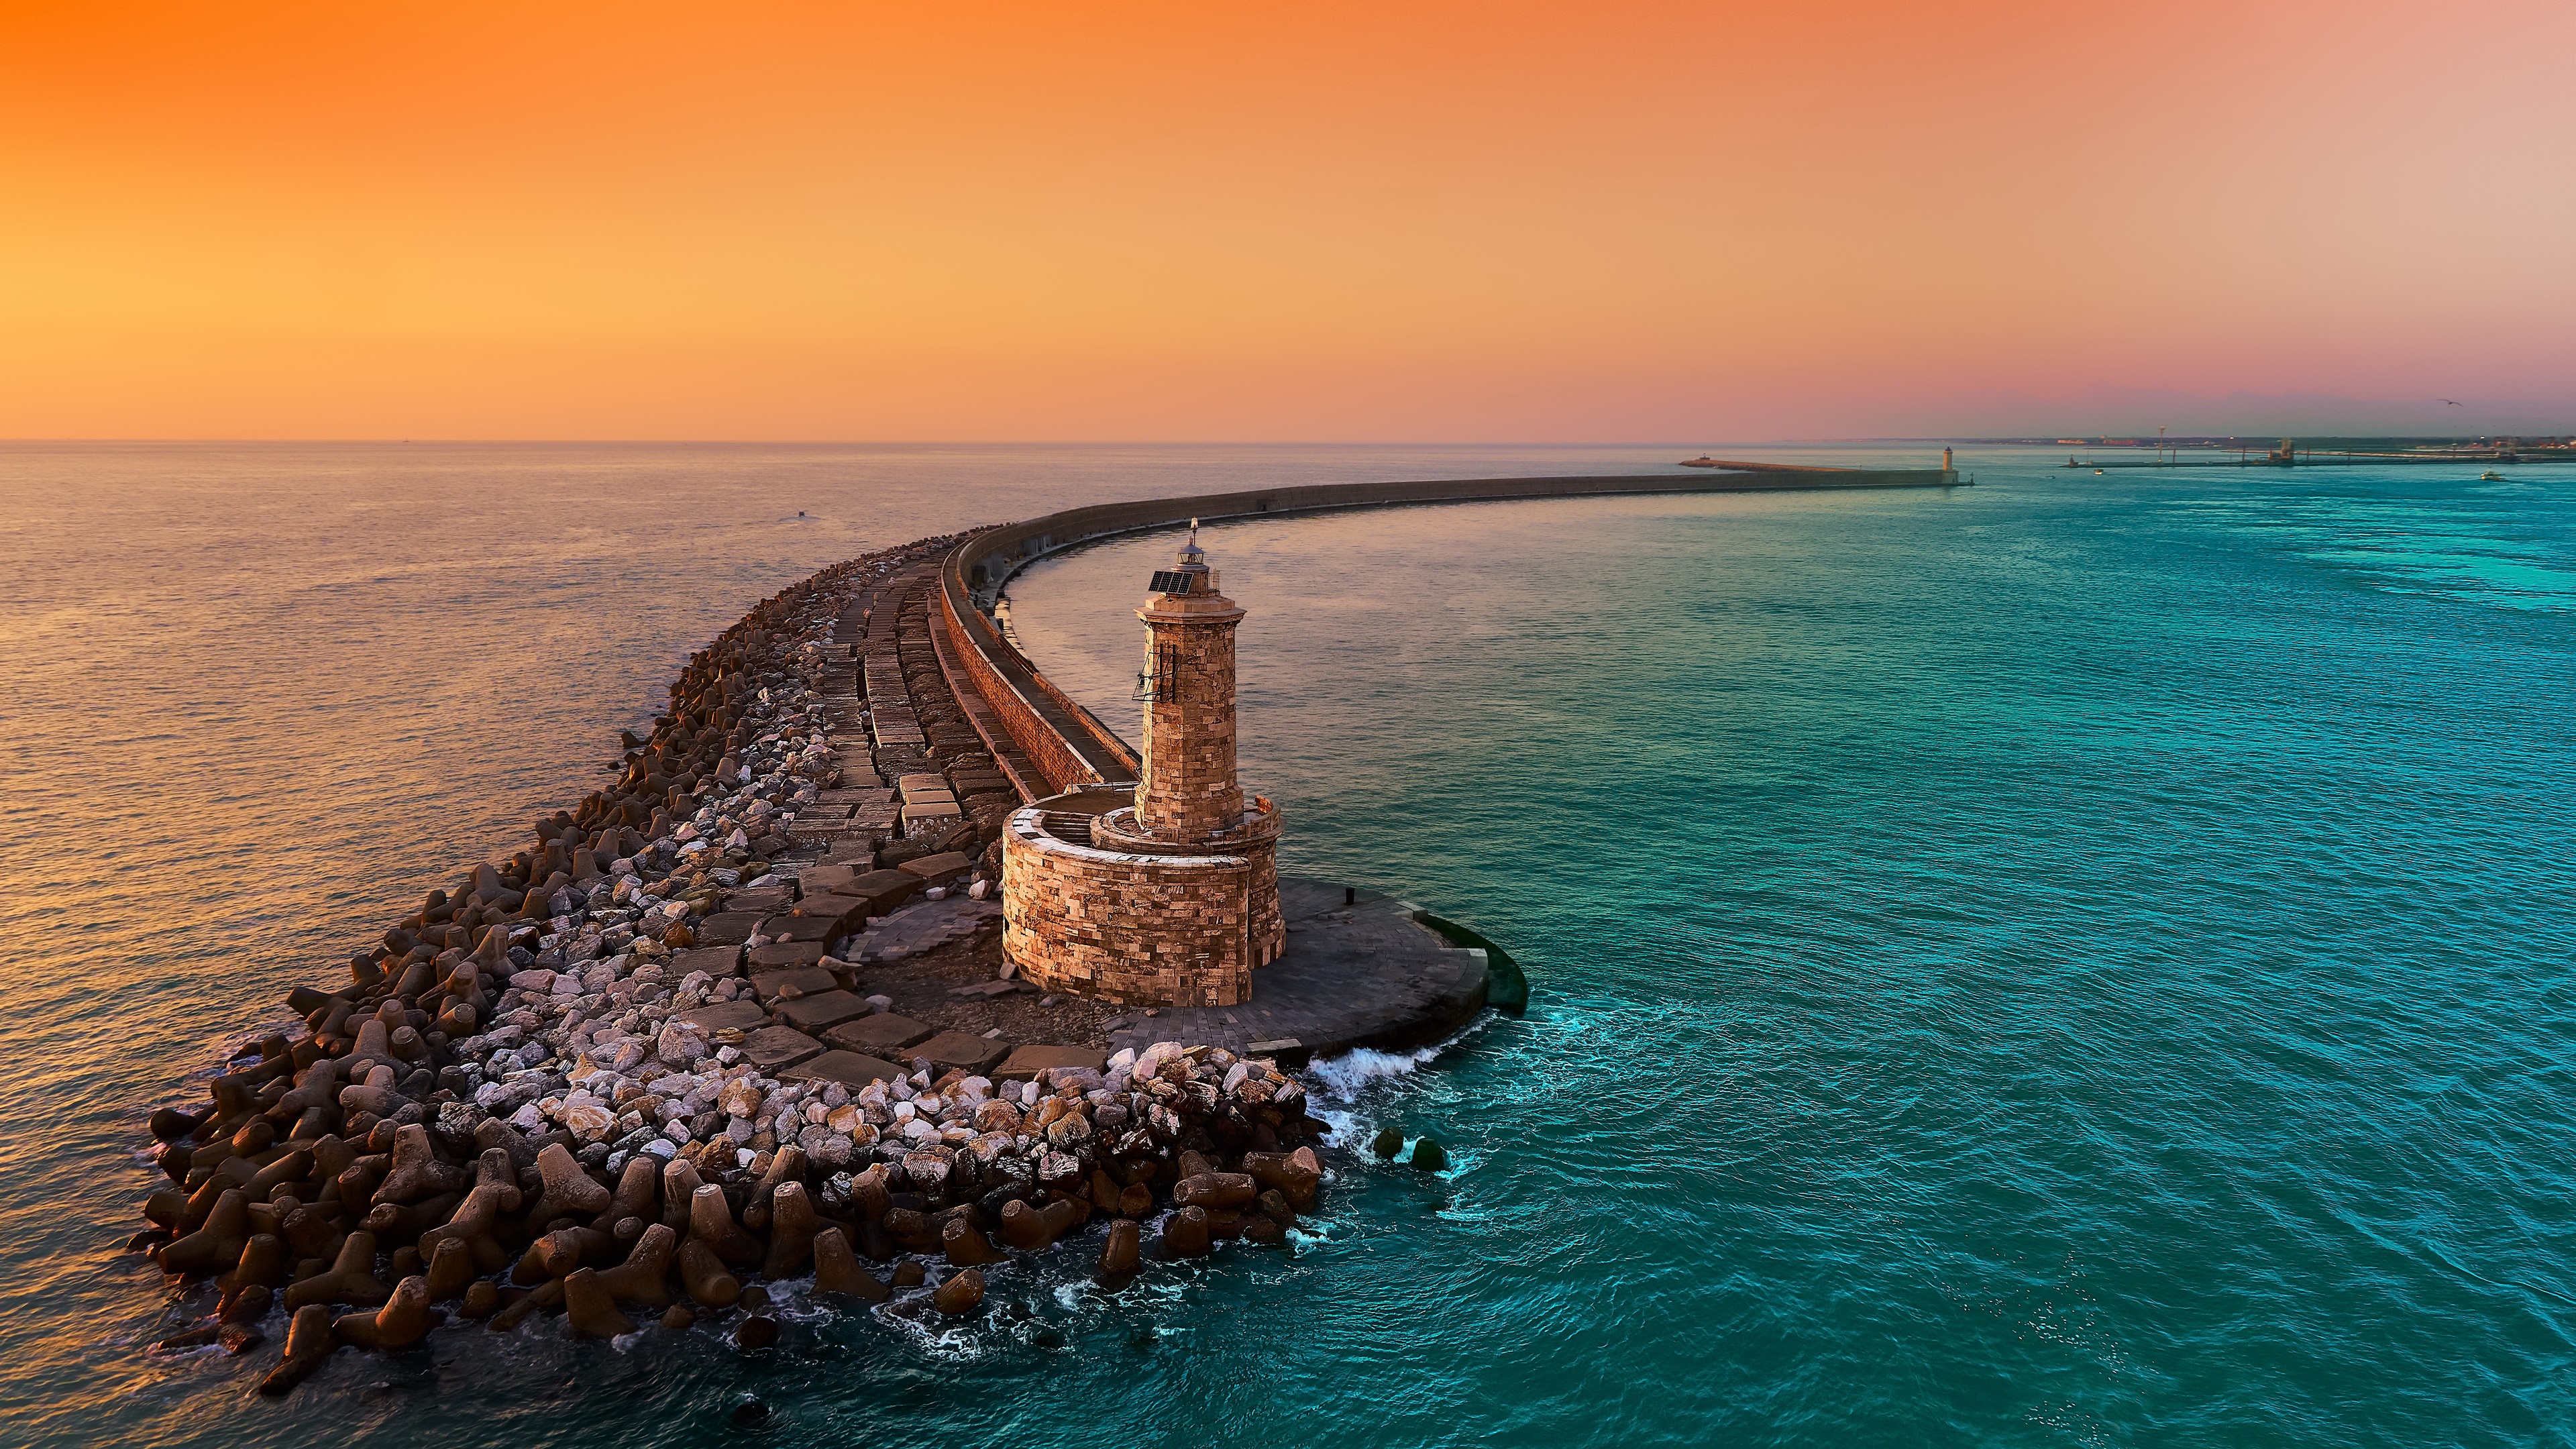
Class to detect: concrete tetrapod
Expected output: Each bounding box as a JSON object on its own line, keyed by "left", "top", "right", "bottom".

{"left": 363, "top": 1190, "right": 461, "bottom": 1246}
{"left": 689, "top": 1183, "right": 763, "bottom": 1269}
{"left": 423, "top": 1238, "right": 477, "bottom": 1301}
{"left": 157, "top": 1189, "right": 249, "bottom": 1277}
{"left": 594, "top": 1156, "right": 661, "bottom": 1242}
{"left": 284, "top": 1231, "right": 390, "bottom": 1309}
{"left": 942, "top": 1217, "right": 1004, "bottom": 1267}
{"left": 1173, "top": 1173, "right": 1256, "bottom": 1210}
{"left": 742, "top": 1145, "right": 807, "bottom": 1232}
{"left": 1161, "top": 1205, "right": 1213, "bottom": 1260}
{"left": 217, "top": 1286, "right": 272, "bottom": 1354}
{"left": 528, "top": 1143, "right": 612, "bottom": 1224}
{"left": 517, "top": 1224, "right": 612, "bottom": 1283}
{"left": 1000, "top": 1199, "right": 1081, "bottom": 1252}
{"left": 258, "top": 1305, "right": 337, "bottom": 1396}
{"left": 563, "top": 1269, "right": 635, "bottom": 1339}
{"left": 485, "top": 1277, "right": 563, "bottom": 1332}
{"left": 810, "top": 1228, "right": 892, "bottom": 1303}
{"left": 593, "top": 1223, "right": 678, "bottom": 1307}
{"left": 677, "top": 1238, "right": 741, "bottom": 1309}
{"left": 1094, "top": 1219, "right": 1142, "bottom": 1290}
{"left": 334, "top": 1275, "right": 436, "bottom": 1350}
{"left": 220, "top": 1234, "right": 286, "bottom": 1299}
{"left": 372, "top": 1124, "right": 466, "bottom": 1205}
{"left": 761, "top": 1182, "right": 821, "bottom": 1279}
{"left": 1242, "top": 1148, "right": 1322, "bottom": 1212}
{"left": 421, "top": 1181, "right": 516, "bottom": 1274}
{"left": 932, "top": 1269, "right": 985, "bottom": 1316}
{"left": 659, "top": 1159, "right": 703, "bottom": 1232}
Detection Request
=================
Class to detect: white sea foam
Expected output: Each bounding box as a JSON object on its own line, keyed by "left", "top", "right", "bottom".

{"left": 1305, "top": 1044, "right": 1440, "bottom": 1102}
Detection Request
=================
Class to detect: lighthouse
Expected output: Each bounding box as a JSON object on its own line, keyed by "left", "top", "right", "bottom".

{"left": 1000, "top": 522, "right": 1285, "bottom": 1005}
{"left": 1132, "top": 523, "right": 1248, "bottom": 840}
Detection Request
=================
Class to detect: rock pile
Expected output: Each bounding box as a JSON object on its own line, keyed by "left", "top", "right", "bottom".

{"left": 127, "top": 531, "right": 1334, "bottom": 1391}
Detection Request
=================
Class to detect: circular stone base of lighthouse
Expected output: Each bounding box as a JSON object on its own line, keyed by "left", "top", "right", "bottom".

{"left": 1000, "top": 796, "right": 1285, "bottom": 1008}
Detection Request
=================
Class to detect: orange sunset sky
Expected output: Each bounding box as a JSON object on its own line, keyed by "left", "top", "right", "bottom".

{"left": 3, "top": 1, "right": 2571, "bottom": 440}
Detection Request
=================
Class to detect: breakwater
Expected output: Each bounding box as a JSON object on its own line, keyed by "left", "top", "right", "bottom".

{"left": 129, "top": 531, "right": 1337, "bottom": 1389}
{"left": 123, "top": 462, "right": 1955, "bottom": 1393}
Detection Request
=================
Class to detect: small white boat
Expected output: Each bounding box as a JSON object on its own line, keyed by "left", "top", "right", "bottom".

{"left": 2479, "top": 470, "right": 2504, "bottom": 481}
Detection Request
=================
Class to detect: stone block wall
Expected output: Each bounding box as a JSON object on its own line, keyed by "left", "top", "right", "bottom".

{"left": 1000, "top": 810, "right": 1254, "bottom": 1007}
{"left": 941, "top": 586, "right": 1109, "bottom": 796}
{"left": 1089, "top": 803, "right": 1285, "bottom": 970}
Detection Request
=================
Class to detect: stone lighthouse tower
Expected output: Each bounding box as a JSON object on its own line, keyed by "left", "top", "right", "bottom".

{"left": 1000, "top": 522, "right": 1285, "bottom": 1006}
{"left": 1133, "top": 526, "right": 1244, "bottom": 839}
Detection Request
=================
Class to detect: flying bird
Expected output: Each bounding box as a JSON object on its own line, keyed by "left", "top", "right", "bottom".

{"left": 2438, "top": 398, "right": 2465, "bottom": 406}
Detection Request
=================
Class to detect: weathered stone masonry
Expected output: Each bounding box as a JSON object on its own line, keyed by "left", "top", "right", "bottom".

{"left": 1000, "top": 817, "right": 1256, "bottom": 1006}
{"left": 1001, "top": 529, "right": 1285, "bottom": 1007}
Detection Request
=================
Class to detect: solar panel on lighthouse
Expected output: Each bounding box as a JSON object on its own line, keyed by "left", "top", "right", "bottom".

{"left": 1148, "top": 570, "right": 1193, "bottom": 594}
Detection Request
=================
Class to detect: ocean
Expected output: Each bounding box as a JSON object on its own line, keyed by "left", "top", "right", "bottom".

{"left": 3, "top": 441, "right": 2571, "bottom": 1446}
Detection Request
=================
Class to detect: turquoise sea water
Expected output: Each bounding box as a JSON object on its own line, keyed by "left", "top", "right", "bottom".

{"left": 4, "top": 443, "right": 2573, "bottom": 1446}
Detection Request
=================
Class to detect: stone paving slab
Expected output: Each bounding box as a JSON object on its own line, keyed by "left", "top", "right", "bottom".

{"left": 950, "top": 978, "right": 1030, "bottom": 1000}
{"left": 763, "top": 913, "right": 846, "bottom": 945}
{"left": 787, "top": 892, "right": 872, "bottom": 933}
{"left": 781, "top": 1050, "right": 906, "bottom": 1088}
{"left": 793, "top": 862, "right": 861, "bottom": 896}
{"left": 774, "top": 989, "right": 873, "bottom": 1035}
{"left": 743, "top": 1024, "right": 823, "bottom": 1072}
{"left": 994, "top": 1044, "right": 1106, "bottom": 1081}
{"left": 697, "top": 911, "right": 763, "bottom": 947}
{"left": 671, "top": 944, "right": 745, "bottom": 977}
{"left": 841, "top": 869, "right": 924, "bottom": 912}
{"left": 1104, "top": 877, "right": 1487, "bottom": 1067}
{"left": 726, "top": 887, "right": 794, "bottom": 916}
{"left": 850, "top": 896, "right": 998, "bottom": 964}
{"left": 823, "top": 1012, "right": 934, "bottom": 1055}
{"left": 676, "top": 999, "right": 769, "bottom": 1036}
{"left": 749, "top": 965, "right": 837, "bottom": 1001}
{"left": 896, "top": 851, "right": 973, "bottom": 885}
{"left": 912, "top": 1030, "right": 1008, "bottom": 1076}
{"left": 747, "top": 941, "right": 828, "bottom": 970}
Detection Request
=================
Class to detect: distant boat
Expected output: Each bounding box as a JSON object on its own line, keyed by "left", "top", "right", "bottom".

{"left": 1680, "top": 456, "right": 1720, "bottom": 468}
{"left": 2479, "top": 470, "right": 2504, "bottom": 481}
{"left": 2095, "top": 468, "right": 2105, "bottom": 475}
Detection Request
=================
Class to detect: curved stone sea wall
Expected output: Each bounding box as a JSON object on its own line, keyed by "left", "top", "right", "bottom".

{"left": 935, "top": 466, "right": 1962, "bottom": 798}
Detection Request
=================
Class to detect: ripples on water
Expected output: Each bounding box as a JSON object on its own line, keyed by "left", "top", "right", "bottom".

{"left": 3, "top": 444, "right": 2572, "bottom": 1446}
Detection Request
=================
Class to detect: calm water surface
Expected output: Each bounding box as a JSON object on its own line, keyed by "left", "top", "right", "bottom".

{"left": 3, "top": 442, "right": 2571, "bottom": 1446}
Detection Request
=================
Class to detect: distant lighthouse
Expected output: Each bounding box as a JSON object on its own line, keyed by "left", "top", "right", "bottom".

{"left": 1942, "top": 446, "right": 1955, "bottom": 480}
